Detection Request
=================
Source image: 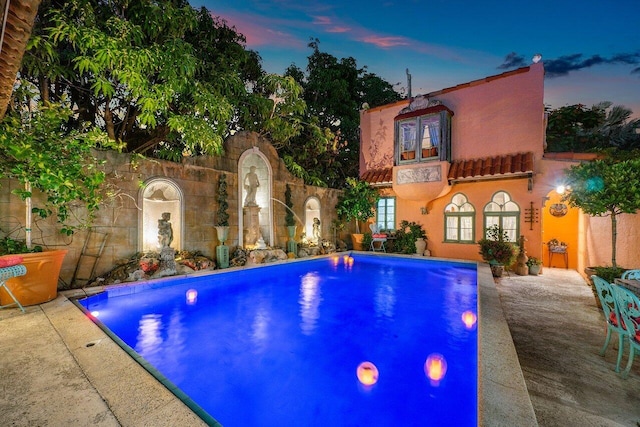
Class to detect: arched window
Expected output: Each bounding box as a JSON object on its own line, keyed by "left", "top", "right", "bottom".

{"left": 139, "top": 178, "right": 183, "bottom": 252}
{"left": 483, "top": 191, "right": 520, "bottom": 242}
{"left": 444, "top": 193, "right": 475, "bottom": 243}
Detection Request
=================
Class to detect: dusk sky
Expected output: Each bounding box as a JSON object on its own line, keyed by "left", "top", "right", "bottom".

{"left": 192, "top": 0, "right": 640, "bottom": 117}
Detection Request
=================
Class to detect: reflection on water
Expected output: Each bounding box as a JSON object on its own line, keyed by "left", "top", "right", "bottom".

{"left": 299, "top": 272, "right": 322, "bottom": 335}
{"left": 374, "top": 280, "right": 396, "bottom": 319}
{"left": 443, "top": 270, "right": 477, "bottom": 339}
{"left": 135, "top": 309, "right": 187, "bottom": 382}
{"left": 136, "top": 314, "right": 163, "bottom": 359}
{"left": 251, "top": 306, "right": 270, "bottom": 351}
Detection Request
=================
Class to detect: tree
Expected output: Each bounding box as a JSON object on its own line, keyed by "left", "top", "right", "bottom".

{"left": 19, "top": 0, "right": 329, "bottom": 177}
{"left": 0, "top": 0, "right": 41, "bottom": 119}
{"left": 335, "top": 178, "right": 379, "bottom": 234}
{"left": 283, "top": 40, "right": 402, "bottom": 187}
{"left": 546, "top": 102, "right": 640, "bottom": 153}
{"left": 562, "top": 158, "right": 640, "bottom": 268}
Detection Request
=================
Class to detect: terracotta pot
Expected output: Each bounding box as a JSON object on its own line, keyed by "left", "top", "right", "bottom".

{"left": 415, "top": 238, "right": 427, "bottom": 255}
{"left": 490, "top": 264, "right": 504, "bottom": 278}
{"left": 0, "top": 250, "right": 67, "bottom": 306}
{"left": 351, "top": 233, "right": 365, "bottom": 251}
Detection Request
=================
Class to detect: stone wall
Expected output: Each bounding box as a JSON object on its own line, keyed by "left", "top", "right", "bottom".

{"left": 0, "top": 131, "right": 343, "bottom": 287}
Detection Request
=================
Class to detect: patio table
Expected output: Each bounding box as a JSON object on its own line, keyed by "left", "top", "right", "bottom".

{"left": 614, "top": 278, "right": 640, "bottom": 297}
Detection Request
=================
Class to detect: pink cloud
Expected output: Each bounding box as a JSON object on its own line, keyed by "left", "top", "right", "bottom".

{"left": 327, "top": 26, "right": 350, "bottom": 33}
{"left": 360, "top": 35, "right": 410, "bottom": 48}
{"left": 209, "top": 7, "right": 472, "bottom": 64}
{"left": 312, "top": 15, "right": 332, "bottom": 25}
{"left": 209, "top": 10, "right": 305, "bottom": 49}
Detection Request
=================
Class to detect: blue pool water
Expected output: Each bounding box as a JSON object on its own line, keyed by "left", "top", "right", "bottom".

{"left": 79, "top": 254, "right": 478, "bottom": 426}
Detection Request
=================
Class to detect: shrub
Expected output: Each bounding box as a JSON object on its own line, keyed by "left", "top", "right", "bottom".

{"left": 478, "top": 225, "right": 517, "bottom": 266}
{"left": 394, "top": 220, "right": 426, "bottom": 254}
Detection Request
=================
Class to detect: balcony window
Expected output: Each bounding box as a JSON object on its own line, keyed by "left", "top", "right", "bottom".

{"left": 395, "top": 105, "right": 452, "bottom": 164}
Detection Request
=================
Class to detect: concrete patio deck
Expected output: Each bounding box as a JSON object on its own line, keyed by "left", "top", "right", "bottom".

{"left": 495, "top": 268, "right": 640, "bottom": 426}
{"left": 1, "top": 265, "right": 639, "bottom": 426}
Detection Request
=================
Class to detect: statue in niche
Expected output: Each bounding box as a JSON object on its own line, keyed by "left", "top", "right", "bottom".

{"left": 312, "top": 217, "right": 321, "bottom": 243}
{"left": 244, "top": 165, "right": 260, "bottom": 207}
{"left": 158, "top": 212, "right": 173, "bottom": 248}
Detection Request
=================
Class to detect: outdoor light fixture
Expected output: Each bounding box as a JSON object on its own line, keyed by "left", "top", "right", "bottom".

{"left": 556, "top": 185, "right": 566, "bottom": 194}
{"left": 532, "top": 54, "right": 542, "bottom": 63}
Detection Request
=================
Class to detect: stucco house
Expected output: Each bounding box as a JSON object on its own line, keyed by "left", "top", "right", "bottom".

{"left": 359, "top": 61, "right": 639, "bottom": 272}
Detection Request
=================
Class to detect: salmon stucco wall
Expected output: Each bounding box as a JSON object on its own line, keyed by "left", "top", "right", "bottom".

{"left": 431, "top": 63, "right": 545, "bottom": 161}
{"left": 360, "top": 62, "right": 546, "bottom": 178}
{"left": 539, "top": 158, "right": 640, "bottom": 271}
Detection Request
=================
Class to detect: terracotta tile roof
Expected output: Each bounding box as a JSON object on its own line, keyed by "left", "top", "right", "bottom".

{"left": 362, "top": 152, "right": 534, "bottom": 186}
{"left": 361, "top": 168, "right": 393, "bottom": 186}
{"left": 448, "top": 152, "right": 534, "bottom": 181}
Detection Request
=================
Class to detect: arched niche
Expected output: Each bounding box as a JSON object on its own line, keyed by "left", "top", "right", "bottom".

{"left": 304, "top": 196, "right": 322, "bottom": 244}
{"left": 139, "top": 178, "right": 183, "bottom": 252}
{"left": 238, "top": 147, "right": 273, "bottom": 248}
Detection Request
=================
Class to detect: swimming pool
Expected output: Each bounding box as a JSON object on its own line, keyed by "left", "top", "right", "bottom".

{"left": 79, "top": 253, "right": 478, "bottom": 426}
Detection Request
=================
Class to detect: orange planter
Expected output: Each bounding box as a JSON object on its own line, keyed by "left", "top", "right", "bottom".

{"left": 351, "top": 233, "right": 365, "bottom": 251}
{"left": 0, "top": 250, "right": 67, "bottom": 306}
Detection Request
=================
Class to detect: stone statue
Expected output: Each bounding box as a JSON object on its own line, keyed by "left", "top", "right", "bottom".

{"left": 312, "top": 217, "right": 321, "bottom": 243}
{"left": 158, "top": 212, "right": 173, "bottom": 248}
{"left": 244, "top": 166, "right": 260, "bottom": 207}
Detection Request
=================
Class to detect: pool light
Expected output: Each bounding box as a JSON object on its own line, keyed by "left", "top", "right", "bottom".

{"left": 461, "top": 311, "right": 477, "bottom": 330}
{"left": 357, "top": 361, "right": 379, "bottom": 386}
{"left": 186, "top": 289, "right": 198, "bottom": 305}
{"left": 424, "top": 354, "right": 447, "bottom": 385}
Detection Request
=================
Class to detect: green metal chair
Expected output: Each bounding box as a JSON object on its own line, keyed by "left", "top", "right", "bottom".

{"left": 621, "top": 269, "right": 640, "bottom": 280}
{"left": 611, "top": 284, "right": 640, "bottom": 378}
{"left": 592, "top": 275, "right": 626, "bottom": 372}
{"left": 0, "top": 264, "right": 27, "bottom": 313}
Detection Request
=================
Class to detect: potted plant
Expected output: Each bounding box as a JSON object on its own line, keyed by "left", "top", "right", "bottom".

{"left": 478, "top": 225, "right": 517, "bottom": 277}
{"left": 215, "top": 174, "right": 230, "bottom": 268}
{"left": 0, "top": 94, "right": 121, "bottom": 306}
{"left": 284, "top": 184, "right": 297, "bottom": 255}
{"left": 394, "top": 220, "right": 427, "bottom": 254}
{"left": 526, "top": 257, "right": 543, "bottom": 275}
{"left": 335, "top": 177, "right": 379, "bottom": 250}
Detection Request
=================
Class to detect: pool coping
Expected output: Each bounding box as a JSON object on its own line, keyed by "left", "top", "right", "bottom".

{"left": 60, "top": 253, "right": 537, "bottom": 426}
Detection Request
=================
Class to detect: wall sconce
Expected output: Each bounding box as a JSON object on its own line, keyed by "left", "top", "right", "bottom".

{"left": 420, "top": 206, "right": 428, "bottom": 215}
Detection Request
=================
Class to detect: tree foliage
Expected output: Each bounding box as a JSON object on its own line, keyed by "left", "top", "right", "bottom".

{"left": 18, "top": 0, "right": 312, "bottom": 162}
{"left": 0, "top": 88, "right": 123, "bottom": 234}
{"left": 283, "top": 40, "right": 402, "bottom": 187}
{"left": 546, "top": 102, "right": 640, "bottom": 153}
{"left": 16, "top": 3, "right": 401, "bottom": 189}
{"left": 562, "top": 158, "right": 640, "bottom": 267}
{"left": 335, "top": 177, "right": 379, "bottom": 233}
